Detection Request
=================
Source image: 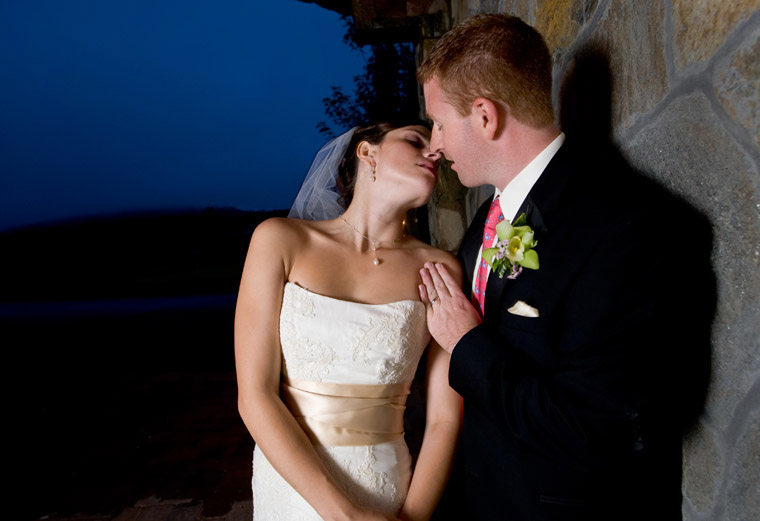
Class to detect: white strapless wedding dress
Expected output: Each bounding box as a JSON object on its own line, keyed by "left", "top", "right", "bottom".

{"left": 252, "top": 282, "right": 430, "bottom": 520}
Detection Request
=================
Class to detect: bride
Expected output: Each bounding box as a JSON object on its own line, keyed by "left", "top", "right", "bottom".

{"left": 235, "top": 121, "right": 462, "bottom": 520}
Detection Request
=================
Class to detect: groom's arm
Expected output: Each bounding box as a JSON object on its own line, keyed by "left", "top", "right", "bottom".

{"left": 426, "top": 210, "right": 688, "bottom": 466}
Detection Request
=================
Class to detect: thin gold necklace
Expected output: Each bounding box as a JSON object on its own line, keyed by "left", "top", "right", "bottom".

{"left": 339, "top": 215, "right": 406, "bottom": 266}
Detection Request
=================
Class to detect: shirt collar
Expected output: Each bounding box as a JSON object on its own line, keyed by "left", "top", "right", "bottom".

{"left": 495, "top": 132, "right": 565, "bottom": 221}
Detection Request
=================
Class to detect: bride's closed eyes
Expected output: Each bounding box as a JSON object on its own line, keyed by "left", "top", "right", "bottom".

{"left": 403, "top": 132, "right": 430, "bottom": 149}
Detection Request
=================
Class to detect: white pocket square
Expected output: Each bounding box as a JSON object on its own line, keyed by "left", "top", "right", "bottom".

{"left": 507, "top": 300, "right": 539, "bottom": 318}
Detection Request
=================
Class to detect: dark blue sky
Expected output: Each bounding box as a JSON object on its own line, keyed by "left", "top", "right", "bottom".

{"left": 0, "top": 1, "right": 366, "bottom": 230}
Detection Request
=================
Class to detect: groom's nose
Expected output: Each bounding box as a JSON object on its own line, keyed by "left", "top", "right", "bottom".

{"left": 429, "top": 128, "right": 444, "bottom": 156}
{"left": 424, "top": 147, "right": 441, "bottom": 162}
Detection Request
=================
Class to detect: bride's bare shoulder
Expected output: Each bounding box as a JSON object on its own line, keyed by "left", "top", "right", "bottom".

{"left": 250, "top": 217, "right": 324, "bottom": 248}
{"left": 410, "top": 240, "right": 463, "bottom": 279}
{"left": 244, "top": 218, "right": 329, "bottom": 276}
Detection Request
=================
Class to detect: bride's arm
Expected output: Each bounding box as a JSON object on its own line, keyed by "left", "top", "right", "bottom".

{"left": 399, "top": 262, "right": 463, "bottom": 521}
{"left": 235, "top": 219, "right": 396, "bottom": 521}
{"left": 399, "top": 341, "right": 462, "bottom": 521}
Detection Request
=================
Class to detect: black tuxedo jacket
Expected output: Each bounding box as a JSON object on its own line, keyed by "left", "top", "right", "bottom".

{"left": 444, "top": 142, "right": 703, "bottom": 520}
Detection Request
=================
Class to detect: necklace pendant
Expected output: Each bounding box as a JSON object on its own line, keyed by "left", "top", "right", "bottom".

{"left": 338, "top": 215, "right": 405, "bottom": 268}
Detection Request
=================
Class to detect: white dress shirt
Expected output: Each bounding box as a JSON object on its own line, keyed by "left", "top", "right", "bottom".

{"left": 470, "top": 132, "right": 565, "bottom": 297}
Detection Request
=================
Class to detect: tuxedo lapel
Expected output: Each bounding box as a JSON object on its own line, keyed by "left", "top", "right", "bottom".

{"left": 482, "top": 144, "right": 573, "bottom": 317}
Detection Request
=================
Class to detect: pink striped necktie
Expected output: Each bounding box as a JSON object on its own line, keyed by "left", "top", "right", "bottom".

{"left": 473, "top": 197, "right": 505, "bottom": 316}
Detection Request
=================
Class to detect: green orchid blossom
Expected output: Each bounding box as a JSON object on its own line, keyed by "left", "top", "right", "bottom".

{"left": 482, "top": 212, "right": 540, "bottom": 279}
{"left": 506, "top": 235, "right": 525, "bottom": 263}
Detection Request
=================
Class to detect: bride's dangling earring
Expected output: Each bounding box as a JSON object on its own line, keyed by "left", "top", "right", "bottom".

{"left": 369, "top": 163, "right": 376, "bottom": 183}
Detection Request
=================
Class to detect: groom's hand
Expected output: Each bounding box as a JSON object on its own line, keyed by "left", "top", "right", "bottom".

{"left": 419, "top": 262, "right": 482, "bottom": 354}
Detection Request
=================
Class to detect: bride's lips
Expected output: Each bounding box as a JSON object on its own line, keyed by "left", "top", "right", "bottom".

{"left": 419, "top": 162, "right": 438, "bottom": 178}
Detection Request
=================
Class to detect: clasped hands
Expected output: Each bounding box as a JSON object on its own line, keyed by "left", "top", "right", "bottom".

{"left": 419, "top": 262, "right": 482, "bottom": 354}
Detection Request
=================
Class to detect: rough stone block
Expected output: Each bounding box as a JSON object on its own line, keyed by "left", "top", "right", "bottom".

{"left": 593, "top": 0, "right": 668, "bottom": 132}
{"left": 535, "top": 0, "right": 599, "bottom": 64}
{"left": 726, "top": 404, "right": 760, "bottom": 520}
{"left": 623, "top": 92, "right": 760, "bottom": 429}
{"left": 434, "top": 204, "right": 466, "bottom": 252}
{"left": 428, "top": 161, "right": 468, "bottom": 250}
{"left": 495, "top": 0, "right": 535, "bottom": 24}
{"left": 682, "top": 419, "right": 724, "bottom": 514}
{"left": 673, "top": 0, "right": 758, "bottom": 73}
{"left": 453, "top": 0, "right": 534, "bottom": 26}
{"left": 713, "top": 25, "right": 760, "bottom": 148}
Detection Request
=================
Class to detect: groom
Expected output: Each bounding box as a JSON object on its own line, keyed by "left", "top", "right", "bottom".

{"left": 418, "top": 14, "right": 704, "bottom": 521}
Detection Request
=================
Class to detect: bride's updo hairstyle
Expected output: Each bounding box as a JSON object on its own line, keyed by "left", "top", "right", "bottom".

{"left": 337, "top": 120, "right": 430, "bottom": 208}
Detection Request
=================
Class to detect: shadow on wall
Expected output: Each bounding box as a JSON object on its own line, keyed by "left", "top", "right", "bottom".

{"left": 558, "top": 42, "right": 716, "bottom": 438}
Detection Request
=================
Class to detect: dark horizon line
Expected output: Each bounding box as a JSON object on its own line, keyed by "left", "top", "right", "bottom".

{"left": 0, "top": 205, "right": 290, "bottom": 234}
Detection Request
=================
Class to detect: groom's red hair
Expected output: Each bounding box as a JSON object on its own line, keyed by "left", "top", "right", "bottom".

{"left": 418, "top": 13, "right": 554, "bottom": 129}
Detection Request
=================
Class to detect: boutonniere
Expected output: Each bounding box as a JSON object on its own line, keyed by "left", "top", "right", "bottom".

{"left": 482, "top": 212, "right": 539, "bottom": 279}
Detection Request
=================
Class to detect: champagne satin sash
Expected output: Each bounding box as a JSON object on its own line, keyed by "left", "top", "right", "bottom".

{"left": 281, "top": 377, "right": 412, "bottom": 447}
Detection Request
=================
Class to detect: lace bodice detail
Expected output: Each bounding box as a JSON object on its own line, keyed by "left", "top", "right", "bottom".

{"left": 278, "top": 282, "right": 429, "bottom": 385}
{"left": 252, "top": 282, "right": 431, "bottom": 520}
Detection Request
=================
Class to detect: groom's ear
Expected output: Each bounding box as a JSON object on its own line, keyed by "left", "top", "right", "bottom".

{"left": 471, "top": 97, "right": 500, "bottom": 140}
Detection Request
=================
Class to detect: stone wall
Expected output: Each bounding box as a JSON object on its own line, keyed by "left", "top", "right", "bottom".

{"left": 421, "top": 1, "right": 759, "bottom": 519}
